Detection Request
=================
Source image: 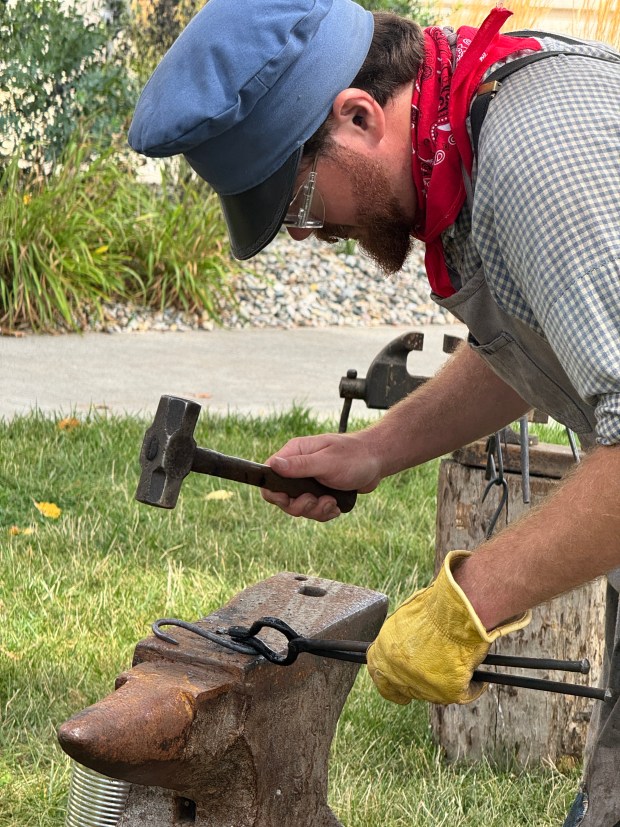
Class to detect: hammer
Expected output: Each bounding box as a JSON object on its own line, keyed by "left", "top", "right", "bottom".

{"left": 136, "top": 395, "right": 357, "bottom": 512}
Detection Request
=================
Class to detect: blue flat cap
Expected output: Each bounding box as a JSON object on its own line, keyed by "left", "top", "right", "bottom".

{"left": 128, "top": 0, "right": 374, "bottom": 259}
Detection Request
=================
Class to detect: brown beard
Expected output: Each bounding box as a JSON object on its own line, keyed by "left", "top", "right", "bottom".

{"left": 314, "top": 148, "right": 414, "bottom": 274}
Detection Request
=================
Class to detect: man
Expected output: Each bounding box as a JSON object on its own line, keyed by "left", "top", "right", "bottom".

{"left": 128, "top": 1, "right": 620, "bottom": 823}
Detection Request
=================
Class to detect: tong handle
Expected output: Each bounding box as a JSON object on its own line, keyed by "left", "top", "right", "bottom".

{"left": 473, "top": 670, "right": 611, "bottom": 702}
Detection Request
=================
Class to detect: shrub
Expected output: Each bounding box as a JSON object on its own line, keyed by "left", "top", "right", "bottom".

{"left": 0, "top": 0, "right": 136, "bottom": 173}
{"left": 127, "top": 159, "right": 239, "bottom": 318}
{"left": 0, "top": 135, "right": 135, "bottom": 331}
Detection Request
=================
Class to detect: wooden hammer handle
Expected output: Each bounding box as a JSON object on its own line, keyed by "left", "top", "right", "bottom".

{"left": 192, "top": 448, "right": 357, "bottom": 513}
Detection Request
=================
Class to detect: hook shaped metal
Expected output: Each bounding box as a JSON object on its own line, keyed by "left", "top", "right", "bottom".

{"left": 482, "top": 476, "right": 509, "bottom": 539}
{"left": 482, "top": 432, "right": 509, "bottom": 539}
{"left": 152, "top": 617, "right": 258, "bottom": 655}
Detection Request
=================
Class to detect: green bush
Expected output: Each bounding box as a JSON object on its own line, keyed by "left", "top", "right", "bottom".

{"left": 358, "top": 0, "right": 438, "bottom": 25}
{"left": 0, "top": 0, "right": 136, "bottom": 173}
{"left": 128, "top": 0, "right": 206, "bottom": 83}
{"left": 127, "top": 159, "right": 239, "bottom": 317}
{"left": 0, "top": 131, "right": 240, "bottom": 332}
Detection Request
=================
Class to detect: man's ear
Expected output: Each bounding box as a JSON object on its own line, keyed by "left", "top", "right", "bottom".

{"left": 330, "top": 88, "right": 385, "bottom": 148}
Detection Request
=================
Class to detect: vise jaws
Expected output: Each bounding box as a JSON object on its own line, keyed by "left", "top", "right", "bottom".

{"left": 338, "top": 331, "right": 463, "bottom": 431}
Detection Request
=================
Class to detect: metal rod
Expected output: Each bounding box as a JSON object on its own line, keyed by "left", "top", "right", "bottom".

{"left": 338, "top": 396, "right": 353, "bottom": 433}
{"left": 296, "top": 644, "right": 590, "bottom": 673}
{"left": 300, "top": 638, "right": 370, "bottom": 654}
{"left": 473, "top": 669, "right": 610, "bottom": 701}
{"left": 567, "top": 428, "right": 581, "bottom": 463}
{"left": 483, "top": 654, "right": 590, "bottom": 673}
{"left": 519, "top": 415, "right": 531, "bottom": 504}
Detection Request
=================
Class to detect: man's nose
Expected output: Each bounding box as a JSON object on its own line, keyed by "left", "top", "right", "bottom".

{"left": 286, "top": 227, "right": 313, "bottom": 241}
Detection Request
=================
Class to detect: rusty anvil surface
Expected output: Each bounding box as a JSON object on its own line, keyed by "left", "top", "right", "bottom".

{"left": 58, "top": 572, "right": 388, "bottom": 827}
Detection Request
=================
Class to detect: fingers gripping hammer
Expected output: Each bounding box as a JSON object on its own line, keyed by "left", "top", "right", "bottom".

{"left": 136, "top": 395, "right": 357, "bottom": 512}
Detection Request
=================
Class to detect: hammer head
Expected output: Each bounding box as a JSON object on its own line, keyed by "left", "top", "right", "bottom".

{"left": 136, "top": 395, "right": 201, "bottom": 509}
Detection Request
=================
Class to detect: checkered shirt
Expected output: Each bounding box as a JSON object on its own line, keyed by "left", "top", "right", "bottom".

{"left": 441, "top": 36, "right": 620, "bottom": 443}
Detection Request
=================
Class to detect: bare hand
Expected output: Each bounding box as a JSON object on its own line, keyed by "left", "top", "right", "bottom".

{"left": 261, "top": 432, "right": 383, "bottom": 521}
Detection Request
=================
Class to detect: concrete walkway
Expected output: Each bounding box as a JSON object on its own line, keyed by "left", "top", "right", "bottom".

{"left": 0, "top": 323, "right": 467, "bottom": 422}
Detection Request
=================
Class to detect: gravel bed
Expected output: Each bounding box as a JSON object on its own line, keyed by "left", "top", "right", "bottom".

{"left": 92, "top": 232, "right": 455, "bottom": 334}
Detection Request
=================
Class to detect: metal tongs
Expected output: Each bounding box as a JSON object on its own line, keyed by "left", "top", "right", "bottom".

{"left": 153, "top": 616, "right": 613, "bottom": 702}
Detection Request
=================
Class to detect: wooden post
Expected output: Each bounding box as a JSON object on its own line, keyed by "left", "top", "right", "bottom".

{"left": 430, "top": 440, "right": 606, "bottom": 767}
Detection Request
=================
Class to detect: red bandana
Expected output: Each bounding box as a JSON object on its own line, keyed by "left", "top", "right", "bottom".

{"left": 411, "top": 8, "right": 541, "bottom": 297}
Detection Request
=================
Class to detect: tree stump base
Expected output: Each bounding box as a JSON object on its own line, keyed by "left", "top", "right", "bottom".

{"left": 431, "top": 441, "right": 606, "bottom": 767}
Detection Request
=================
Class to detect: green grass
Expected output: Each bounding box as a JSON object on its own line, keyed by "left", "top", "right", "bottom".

{"left": 0, "top": 411, "right": 578, "bottom": 825}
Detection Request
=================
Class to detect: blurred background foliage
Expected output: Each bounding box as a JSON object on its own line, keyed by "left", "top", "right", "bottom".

{"left": 127, "top": 0, "right": 204, "bottom": 82}
{"left": 127, "top": 0, "right": 438, "bottom": 83}
{"left": 1, "top": 0, "right": 616, "bottom": 333}
{"left": 0, "top": 0, "right": 136, "bottom": 174}
{"left": 0, "top": 0, "right": 437, "bottom": 334}
{"left": 0, "top": 0, "right": 245, "bottom": 333}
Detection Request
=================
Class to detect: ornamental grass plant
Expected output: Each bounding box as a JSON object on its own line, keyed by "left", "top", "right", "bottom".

{"left": 0, "top": 131, "right": 240, "bottom": 332}
{"left": 0, "top": 410, "right": 578, "bottom": 826}
{"left": 0, "top": 135, "right": 138, "bottom": 332}
{"left": 127, "top": 160, "right": 239, "bottom": 317}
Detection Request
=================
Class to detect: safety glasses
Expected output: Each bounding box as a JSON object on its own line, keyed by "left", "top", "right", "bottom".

{"left": 283, "top": 154, "right": 325, "bottom": 229}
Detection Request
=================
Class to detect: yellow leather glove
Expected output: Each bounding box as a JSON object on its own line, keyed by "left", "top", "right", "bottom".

{"left": 366, "top": 550, "right": 532, "bottom": 705}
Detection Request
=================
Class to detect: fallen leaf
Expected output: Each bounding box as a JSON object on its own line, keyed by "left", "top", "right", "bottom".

{"left": 206, "top": 490, "right": 234, "bottom": 501}
{"left": 0, "top": 646, "right": 20, "bottom": 661}
{"left": 57, "top": 417, "right": 80, "bottom": 431}
{"left": 190, "top": 393, "right": 212, "bottom": 399}
{"left": 34, "top": 501, "right": 62, "bottom": 519}
{"left": 9, "top": 526, "right": 34, "bottom": 535}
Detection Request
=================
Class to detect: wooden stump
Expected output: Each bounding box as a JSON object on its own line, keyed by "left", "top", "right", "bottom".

{"left": 430, "top": 440, "right": 606, "bottom": 767}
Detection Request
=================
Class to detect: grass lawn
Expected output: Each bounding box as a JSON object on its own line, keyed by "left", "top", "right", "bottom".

{"left": 0, "top": 410, "right": 579, "bottom": 825}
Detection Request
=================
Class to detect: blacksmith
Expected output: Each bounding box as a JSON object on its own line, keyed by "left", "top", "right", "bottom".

{"left": 128, "top": 1, "right": 620, "bottom": 823}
